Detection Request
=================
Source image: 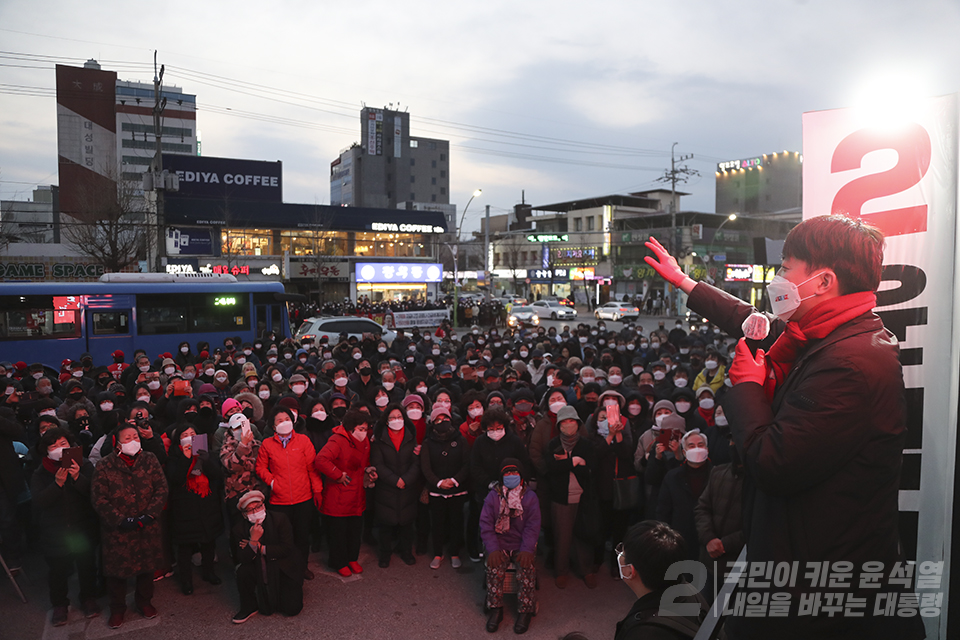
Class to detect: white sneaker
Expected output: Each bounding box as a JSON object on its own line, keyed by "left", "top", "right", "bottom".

{"left": 451, "top": 556, "right": 462, "bottom": 569}
{"left": 430, "top": 556, "right": 443, "bottom": 570}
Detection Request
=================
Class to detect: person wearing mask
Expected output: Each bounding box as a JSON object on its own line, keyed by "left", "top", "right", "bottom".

{"left": 220, "top": 411, "right": 265, "bottom": 560}
{"left": 509, "top": 388, "right": 538, "bottom": 450}
{"left": 255, "top": 407, "right": 324, "bottom": 581}
{"left": 622, "top": 392, "right": 653, "bottom": 445}
{"left": 458, "top": 391, "right": 486, "bottom": 448}
{"left": 371, "top": 404, "right": 421, "bottom": 567}
{"left": 420, "top": 405, "right": 469, "bottom": 570}
{"left": 57, "top": 380, "right": 95, "bottom": 423}
{"left": 641, "top": 411, "right": 684, "bottom": 520}
{"left": 166, "top": 423, "right": 224, "bottom": 594}
{"left": 546, "top": 406, "right": 598, "bottom": 589}
{"left": 90, "top": 423, "right": 168, "bottom": 629}
{"left": 694, "top": 386, "right": 717, "bottom": 429}
{"left": 692, "top": 351, "right": 726, "bottom": 393}
{"left": 671, "top": 388, "right": 708, "bottom": 433}
{"left": 400, "top": 394, "right": 427, "bottom": 444}
{"left": 231, "top": 490, "right": 303, "bottom": 623}
{"left": 694, "top": 437, "right": 744, "bottom": 600}
{"left": 479, "top": 459, "right": 540, "bottom": 635}
{"left": 655, "top": 430, "right": 711, "bottom": 560}
{"left": 30, "top": 428, "right": 100, "bottom": 625}
{"left": 614, "top": 521, "right": 706, "bottom": 640}
{"left": 314, "top": 408, "right": 373, "bottom": 577}
{"left": 348, "top": 359, "right": 379, "bottom": 398}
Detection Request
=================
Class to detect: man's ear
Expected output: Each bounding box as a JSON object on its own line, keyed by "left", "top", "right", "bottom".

{"left": 817, "top": 269, "right": 839, "bottom": 294}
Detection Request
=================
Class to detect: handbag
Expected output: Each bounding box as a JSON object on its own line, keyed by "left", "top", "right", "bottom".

{"left": 612, "top": 458, "right": 641, "bottom": 511}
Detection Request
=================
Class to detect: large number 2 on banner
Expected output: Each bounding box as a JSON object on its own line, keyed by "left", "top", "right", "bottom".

{"left": 830, "top": 123, "right": 931, "bottom": 237}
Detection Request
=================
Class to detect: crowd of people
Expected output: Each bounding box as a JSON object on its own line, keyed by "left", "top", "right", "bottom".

{"left": 0, "top": 313, "right": 744, "bottom": 635}
{"left": 290, "top": 295, "right": 511, "bottom": 329}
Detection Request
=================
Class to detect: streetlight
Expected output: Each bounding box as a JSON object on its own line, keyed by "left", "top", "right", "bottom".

{"left": 705, "top": 213, "right": 738, "bottom": 263}
{"left": 452, "top": 188, "right": 482, "bottom": 328}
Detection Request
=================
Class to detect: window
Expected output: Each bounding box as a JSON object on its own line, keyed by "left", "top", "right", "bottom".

{"left": 410, "top": 158, "right": 415, "bottom": 166}
{"left": 91, "top": 311, "right": 130, "bottom": 335}
{"left": 431, "top": 194, "right": 437, "bottom": 202}
{"left": 429, "top": 142, "right": 437, "bottom": 150}
{"left": 0, "top": 296, "right": 81, "bottom": 340}
{"left": 440, "top": 187, "right": 446, "bottom": 195}
{"left": 587, "top": 217, "right": 595, "bottom": 231}
{"left": 410, "top": 140, "right": 418, "bottom": 148}
{"left": 137, "top": 293, "right": 249, "bottom": 335}
{"left": 440, "top": 170, "right": 446, "bottom": 178}
{"left": 121, "top": 139, "right": 193, "bottom": 153}
{"left": 575, "top": 218, "right": 583, "bottom": 232}
{"left": 410, "top": 175, "right": 415, "bottom": 183}
{"left": 431, "top": 177, "right": 437, "bottom": 185}
{"left": 410, "top": 192, "right": 416, "bottom": 200}
{"left": 387, "top": 173, "right": 392, "bottom": 181}
{"left": 440, "top": 154, "right": 446, "bottom": 161}
{"left": 431, "top": 160, "right": 437, "bottom": 168}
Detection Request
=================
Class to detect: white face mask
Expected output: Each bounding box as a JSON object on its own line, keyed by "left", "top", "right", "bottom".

{"left": 406, "top": 408, "right": 422, "bottom": 420}
{"left": 549, "top": 401, "right": 566, "bottom": 414}
{"left": 100, "top": 402, "right": 114, "bottom": 411}
{"left": 244, "top": 349, "right": 252, "bottom": 356}
{"left": 292, "top": 384, "right": 306, "bottom": 394}
{"left": 685, "top": 447, "right": 708, "bottom": 464}
{"left": 215, "top": 375, "right": 228, "bottom": 384}
{"left": 767, "top": 271, "right": 825, "bottom": 321}
{"left": 352, "top": 429, "right": 367, "bottom": 442}
{"left": 674, "top": 378, "right": 688, "bottom": 388}
{"left": 184, "top": 372, "right": 195, "bottom": 380}
{"left": 653, "top": 370, "right": 666, "bottom": 381}
{"left": 375, "top": 395, "right": 389, "bottom": 407}
{"left": 33, "top": 372, "right": 43, "bottom": 380}
{"left": 246, "top": 509, "right": 266, "bottom": 524}
{"left": 258, "top": 390, "right": 271, "bottom": 400}
{"left": 468, "top": 406, "right": 484, "bottom": 418}
{"left": 236, "top": 358, "right": 246, "bottom": 365}
{"left": 180, "top": 435, "right": 193, "bottom": 448}
{"left": 675, "top": 401, "right": 692, "bottom": 413}
{"left": 120, "top": 440, "right": 141, "bottom": 456}
{"left": 699, "top": 398, "right": 715, "bottom": 410}
{"left": 724, "top": 377, "right": 734, "bottom": 387}
{"left": 426, "top": 363, "right": 435, "bottom": 371}
{"left": 627, "top": 404, "right": 642, "bottom": 416}
{"left": 334, "top": 377, "right": 348, "bottom": 387}
{"left": 353, "top": 353, "right": 362, "bottom": 360}
{"left": 272, "top": 373, "right": 283, "bottom": 383}
{"left": 40, "top": 409, "right": 57, "bottom": 417}
{"left": 313, "top": 409, "right": 327, "bottom": 421}
{"left": 382, "top": 381, "right": 394, "bottom": 391}
{"left": 715, "top": 414, "right": 728, "bottom": 427}
{"left": 137, "top": 395, "right": 150, "bottom": 403}
{"left": 416, "top": 386, "right": 427, "bottom": 394}
{"left": 181, "top": 347, "right": 190, "bottom": 354}
{"left": 378, "top": 346, "right": 387, "bottom": 353}
{"left": 608, "top": 375, "right": 622, "bottom": 385}
{"left": 268, "top": 357, "right": 277, "bottom": 364}
{"left": 138, "top": 365, "right": 150, "bottom": 373}
{"left": 519, "top": 350, "right": 528, "bottom": 358}
{"left": 633, "top": 367, "right": 643, "bottom": 376}
{"left": 147, "top": 380, "right": 161, "bottom": 390}
{"left": 48, "top": 446, "right": 66, "bottom": 461}
{"left": 487, "top": 428, "right": 505, "bottom": 442}
{"left": 274, "top": 420, "right": 294, "bottom": 436}
{"left": 651, "top": 342, "right": 660, "bottom": 349}
{"left": 164, "top": 367, "right": 175, "bottom": 375}
{"left": 248, "top": 380, "right": 257, "bottom": 388}
{"left": 284, "top": 353, "right": 293, "bottom": 360}
{"left": 581, "top": 376, "right": 595, "bottom": 384}
{"left": 705, "top": 360, "right": 719, "bottom": 371}
{"left": 680, "top": 348, "right": 690, "bottom": 355}
{"left": 655, "top": 413, "right": 668, "bottom": 427}
{"left": 388, "top": 418, "right": 405, "bottom": 431}
{"left": 205, "top": 368, "right": 215, "bottom": 377}
{"left": 546, "top": 375, "right": 555, "bottom": 387}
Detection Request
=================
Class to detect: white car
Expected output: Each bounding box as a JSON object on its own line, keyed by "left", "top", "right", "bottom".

{"left": 531, "top": 300, "right": 577, "bottom": 320}
{"left": 296, "top": 316, "right": 397, "bottom": 345}
{"left": 594, "top": 301, "right": 640, "bottom": 322}
{"left": 507, "top": 306, "right": 541, "bottom": 327}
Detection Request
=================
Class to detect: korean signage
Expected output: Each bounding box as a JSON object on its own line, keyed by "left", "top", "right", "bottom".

{"left": 388, "top": 309, "right": 450, "bottom": 329}
{"left": 553, "top": 246, "right": 599, "bottom": 265}
{"left": 723, "top": 264, "right": 775, "bottom": 283}
{"left": 163, "top": 155, "right": 282, "bottom": 202}
{"left": 803, "top": 95, "right": 959, "bottom": 638}
{"left": 569, "top": 267, "right": 595, "bottom": 280}
{"left": 366, "top": 110, "right": 383, "bottom": 156}
{"left": 166, "top": 227, "right": 216, "bottom": 256}
{"left": 290, "top": 258, "right": 349, "bottom": 281}
{"left": 529, "top": 268, "right": 569, "bottom": 282}
{"left": 355, "top": 262, "right": 442, "bottom": 283}
{"left": 166, "top": 258, "right": 283, "bottom": 280}
{"left": 393, "top": 115, "right": 402, "bottom": 158}
{"left": 526, "top": 233, "right": 569, "bottom": 243}
{"left": 717, "top": 157, "right": 763, "bottom": 172}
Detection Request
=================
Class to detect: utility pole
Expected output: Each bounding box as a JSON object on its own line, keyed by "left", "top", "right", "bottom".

{"left": 152, "top": 51, "right": 168, "bottom": 273}
{"left": 657, "top": 142, "right": 698, "bottom": 315}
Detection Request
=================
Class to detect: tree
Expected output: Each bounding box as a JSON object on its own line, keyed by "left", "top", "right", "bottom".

{"left": 62, "top": 171, "right": 146, "bottom": 272}
{"left": 496, "top": 232, "right": 527, "bottom": 296}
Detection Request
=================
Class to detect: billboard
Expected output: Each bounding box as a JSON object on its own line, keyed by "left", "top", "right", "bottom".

{"left": 166, "top": 226, "right": 216, "bottom": 256}
{"left": 355, "top": 262, "right": 442, "bottom": 283}
{"left": 163, "top": 155, "right": 282, "bottom": 202}
{"left": 56, "top": 64, "right": 118, "bottom": 218}
{"left": 803, "top": 94, "right": 959, "bottom": 639}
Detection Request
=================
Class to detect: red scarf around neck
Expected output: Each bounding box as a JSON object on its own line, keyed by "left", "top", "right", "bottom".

{"left": 184, "top": 455, "right": 211, "bottom": 498}
{"left": 764, "top": 291, "right": 877, "bottom": 399}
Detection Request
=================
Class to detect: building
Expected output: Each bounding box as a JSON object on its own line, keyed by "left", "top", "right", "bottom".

{"left": 715, "top": 151, "right": 802, "bottom": 218}
{"left": 1, "top": 186, "right": 60, "bottom": 244}
{"left": 330, "top": 107, "right": 450, "bottom": 210}
{"left": 55, "top": 60, "right": 197, "bottom": 216}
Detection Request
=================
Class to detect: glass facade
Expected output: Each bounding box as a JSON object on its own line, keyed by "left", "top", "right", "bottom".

{"left": 221, "top": 229, "right": 434, "bottom": 259}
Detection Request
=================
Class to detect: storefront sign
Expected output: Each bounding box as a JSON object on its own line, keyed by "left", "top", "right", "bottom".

{"left": 387, "top": 309, "right": 450, "bottom": 329}
{"left": 163, "top": 155, "right": 282, "bottom": 202}
{"left": 724, "top": 264, "right": 754, "bottom": 282}
{"left": 355, "top": 262, "right": 442, "bottom": 283}
{"left": 529, "top": 268, "right": 569, "bottom": 282}
{"left": 526, "top": 233, "right": 568, "bottom": 243}
{"left": 553, "top": 246, "right": 599, "bottom": 265}
{"left": 166, "top": 226, "right": 216, "bottom": 256}
{"left": 290, "top": 258, "right": 349, "bottom": 281}
{"left": 0, "top": 259, "right": 108, "bottom": 281}
{"left": 717, "top": 157, "right": 763, "bottom": 172}
{"left": 569, "top": 267, "right": 595, "bottom": 280}
{"left": 370, "top": 222, "right": 444, "bottom": 234}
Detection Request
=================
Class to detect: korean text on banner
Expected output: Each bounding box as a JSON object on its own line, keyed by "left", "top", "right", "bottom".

{"left": 388, "top": 309, "right": 450, "bottom": 329}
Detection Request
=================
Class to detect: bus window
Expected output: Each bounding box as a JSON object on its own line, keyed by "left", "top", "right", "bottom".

{"left": 0, "top": 305, "right": 81, "bottom": 340}
{"left": 92, "top": 311, "right": 130, "bottom": 335}
{"left": 256, "top": 305, "right": 267, "bottom": 338}
{"left": 270, "top": 304, "right": 283, "bottom": 337}
{"left": 138, "top": 296, "right": 188, "bottom": 335}
{"left": 138, "top": 293, "right": 249, "bottom": 334}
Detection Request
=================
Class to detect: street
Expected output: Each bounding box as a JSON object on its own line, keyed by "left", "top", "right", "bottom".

{"left": 10, "top": 540, "right": 636, "bottom": 640}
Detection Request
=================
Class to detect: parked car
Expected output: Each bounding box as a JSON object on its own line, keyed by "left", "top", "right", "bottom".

{"left": 296, "top": 316, "right": 397, "bottom": 345}
{"left": 541, "top": 296, "right": 575, "bottom": 308}
{"left": 594, "top": 301, "right": 640, "bottom": 322}
{"left": 506, "top": 306, "right": 540, "bottom": 328}
{"left": 531, "top": 299, "right": 577, "bottom": 320}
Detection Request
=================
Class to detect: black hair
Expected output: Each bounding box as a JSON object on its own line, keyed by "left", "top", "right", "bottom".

{"left": 621, "top": 521, "right": 687, "bottom": 591}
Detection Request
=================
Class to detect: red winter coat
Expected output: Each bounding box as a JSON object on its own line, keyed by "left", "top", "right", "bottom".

{"left": 255, "top": 432, "right": 322, "bottom": 506}
{"left": 314, "top": 426, "right": 370, "bottom": 517}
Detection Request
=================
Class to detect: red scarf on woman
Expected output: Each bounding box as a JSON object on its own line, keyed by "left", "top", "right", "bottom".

{"left": 184, "top": 455, "right": 211, "bottom": 498}
{"left": 764, "top": 291, "right": 877, "bottom": 400}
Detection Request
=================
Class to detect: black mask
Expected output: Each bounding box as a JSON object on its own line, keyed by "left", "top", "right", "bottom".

{"left": 69, "top": 391, "right": 83, "bottom": 400}
{"left": 199, "top": 406, "right": 214, "bottom": 418}
{"left": 332, "top": 406, "right": 347, "bottom": 419}
{"left": 358, "top": 367, "right": 372, "bottom": 377}
{"left": 99, "top": 377, "right": 111, "bottom": 387}
{"left": 184, "top": 412, "right": 198, "bottom": 424}
{"left": 431, "top": 420, "right": 455, "bottom": 441}
{"left": 243, "top": 407, "right": 255, "bottom": 420}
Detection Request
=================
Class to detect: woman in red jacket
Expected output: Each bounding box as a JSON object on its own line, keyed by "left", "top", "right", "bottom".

{"left": 314, "top": 409, "right": 374, "bottom": 577}
{"left": 255, "top": 407, "right": 323, "bottom": 580}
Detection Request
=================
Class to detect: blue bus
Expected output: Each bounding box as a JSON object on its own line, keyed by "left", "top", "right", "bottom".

{"left": 0, "top": 274, "right": 299, "bottom": 368}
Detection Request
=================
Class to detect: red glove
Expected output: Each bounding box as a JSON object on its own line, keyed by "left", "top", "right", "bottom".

{"left": 729, "top": 338, "right": 767, "bottom": 386}
{"left": 643, "top": 236, "right": 687, "bottom": 287}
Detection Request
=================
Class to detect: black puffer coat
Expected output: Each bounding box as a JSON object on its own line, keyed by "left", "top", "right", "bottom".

{"left": 370, "top": 426, "right": 420, "bottom": 526}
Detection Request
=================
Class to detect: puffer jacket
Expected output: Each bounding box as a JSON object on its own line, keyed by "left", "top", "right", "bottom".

{"left": 255, "top": 432, "right": 322, "bottom": 506}
{"left": 314, "top": 426, "right": 370, "bottom": 517}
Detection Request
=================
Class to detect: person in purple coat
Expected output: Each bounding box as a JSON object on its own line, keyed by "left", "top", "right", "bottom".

{"left": 479, "top": 458, "right": 541, "bottom": 635}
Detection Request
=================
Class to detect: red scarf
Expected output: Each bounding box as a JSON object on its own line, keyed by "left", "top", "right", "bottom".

{"left": 697, "top": 406, "right": 715, "bottom": 428}
{"left": 764, "top": 291, "right": 876, "bottom": 399}
{"left": 184, "top": 455, "right": 211, "bottom": 498}
{"left": 42, "top": 457, "right": 60, "bottom": 474}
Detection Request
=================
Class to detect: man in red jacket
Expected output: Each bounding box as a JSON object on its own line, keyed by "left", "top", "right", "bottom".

{"left": 645, "top": 215, "right": 924, "bottom": 640}
{"left": 255, "top": 407, "right": 323, "bottom": 580}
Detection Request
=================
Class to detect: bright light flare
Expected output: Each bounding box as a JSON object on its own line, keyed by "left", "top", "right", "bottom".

{"left": 849, "top": 69, "right": 934, "bottom": 131}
